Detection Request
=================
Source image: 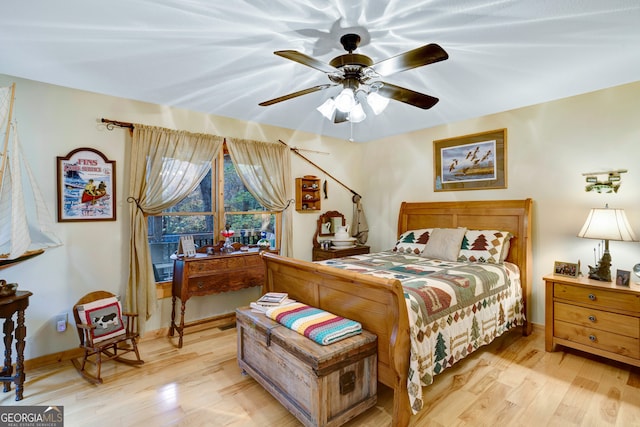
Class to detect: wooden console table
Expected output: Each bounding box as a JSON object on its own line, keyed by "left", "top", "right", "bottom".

{"left": 0, "top": 290, "right": 32, "bottom": 401}
{"left": 170, "top": 248, "right": 275, "bottom": 348}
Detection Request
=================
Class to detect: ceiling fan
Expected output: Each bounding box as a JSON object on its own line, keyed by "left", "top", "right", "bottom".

{"left": 259, "top": 33, "right": 448, "bottom": 123}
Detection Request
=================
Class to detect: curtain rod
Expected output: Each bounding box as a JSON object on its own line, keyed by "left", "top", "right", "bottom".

{"left": 278, "top": 139, "right": 361, "bottom": 201}
{"left": 99, "top": 121, "right": 359, "bottom": 199}
{"left": 101, "top": 118, "right": 134, "bottom": 130}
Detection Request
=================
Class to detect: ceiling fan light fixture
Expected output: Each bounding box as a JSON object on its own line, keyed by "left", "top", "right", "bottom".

{"left": 349, "top": 102, "right": 366, "bottom": 123}
{"left": 316, "top": 97, "right": 336, "bottom": 120}
{"left": 334, "top": 87, "right": 355, "bottom": 112}
{"left": 367, "top": 91, "right": 389, "bottom": 115}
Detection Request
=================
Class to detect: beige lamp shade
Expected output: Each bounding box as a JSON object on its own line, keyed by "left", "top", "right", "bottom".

{"left": 577, "top": 207, "right": 638, "bottom": 242}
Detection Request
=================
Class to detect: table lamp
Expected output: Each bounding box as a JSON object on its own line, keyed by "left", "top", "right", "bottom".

{"left": 577, "top": 204, "right": 637, "bottom": 281}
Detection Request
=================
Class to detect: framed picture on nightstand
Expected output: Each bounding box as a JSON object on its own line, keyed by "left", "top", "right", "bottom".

{"left": 616, "top": 269, "right": 631, "bottom": 287}
{"left": 553, "top": 261, "right": 579, "bottom": 278}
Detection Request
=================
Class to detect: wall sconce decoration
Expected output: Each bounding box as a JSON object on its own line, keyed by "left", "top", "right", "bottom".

{"left": 578, "top": 204, "right": 637, "bottom": 281}
{"left": 582, "top": 169, "right": 627, "bottom": 193}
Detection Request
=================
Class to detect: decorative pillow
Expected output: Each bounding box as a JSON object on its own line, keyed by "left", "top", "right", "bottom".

{"left": 77, "top": 296, "right": 126, "bottom": 343}
{"left": 457, "top": 230, "right": 513, "bottom": 264}
{"left": 421, "top": 228, "right": 467, "bottom": 261}
{"left": 393, "top": 229, "right": 433, "bottom": 254}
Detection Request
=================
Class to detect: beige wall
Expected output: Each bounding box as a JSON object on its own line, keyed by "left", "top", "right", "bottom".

{"left": 2, "top": 73, "right": 639, "bottom": 361}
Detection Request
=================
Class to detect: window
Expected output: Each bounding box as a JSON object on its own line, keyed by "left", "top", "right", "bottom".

{"left": 148, "top": 148, "right": 279, "bottom": 282}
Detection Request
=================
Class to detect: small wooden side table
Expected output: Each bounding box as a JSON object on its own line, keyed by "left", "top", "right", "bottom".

{"left": 312, "top": 245, "right": 370, "bottom": 261}
{"left": 0, "top": 290, "right": 32, "bottom": 401}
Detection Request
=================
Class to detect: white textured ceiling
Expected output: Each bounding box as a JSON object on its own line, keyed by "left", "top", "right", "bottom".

{"left": 1, "top": 1, "right": 639, "bottom": 142}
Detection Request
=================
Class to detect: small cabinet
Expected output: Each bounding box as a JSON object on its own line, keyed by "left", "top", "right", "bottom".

{"left": 544, "top": 274, "right": 640, "bottom": 367}
{"left": 295, "top": 177, "right": 321, "bottom": 212}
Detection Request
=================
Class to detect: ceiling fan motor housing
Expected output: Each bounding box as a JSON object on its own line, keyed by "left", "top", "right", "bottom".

{"left": 329, "top": 54, "right": 373, "bottom": 69}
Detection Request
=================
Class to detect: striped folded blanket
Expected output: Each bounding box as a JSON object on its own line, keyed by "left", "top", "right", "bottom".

{"left": 265, "top": 302, "right": 362, "bottom": 345}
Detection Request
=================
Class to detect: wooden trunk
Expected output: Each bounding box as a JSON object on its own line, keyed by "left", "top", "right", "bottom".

{"left": 236, "top": 307, "right": 377, "bottom": 427}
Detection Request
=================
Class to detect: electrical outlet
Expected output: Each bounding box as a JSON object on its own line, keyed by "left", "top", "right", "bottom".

{"left": 56, "top": 313, "right": 68, "bottom": 332}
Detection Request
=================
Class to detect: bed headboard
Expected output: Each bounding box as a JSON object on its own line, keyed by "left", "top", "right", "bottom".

{"left": 397, "top": 199, "right": 533, "bottom": 333}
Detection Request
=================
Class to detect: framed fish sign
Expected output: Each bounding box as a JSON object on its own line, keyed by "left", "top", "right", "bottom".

{"left": 57, "top": 148, "right": 116, "bottom": 221}
{"left": 433, "top": 128, "right": 507, "bottom": 191}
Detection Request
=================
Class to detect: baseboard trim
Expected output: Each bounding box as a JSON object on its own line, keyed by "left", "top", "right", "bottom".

{"left": 24, "top": 312, "right": 237, "bottom": 371}
{"left": 26, "top": 316, "right": 543, "bottom": 371}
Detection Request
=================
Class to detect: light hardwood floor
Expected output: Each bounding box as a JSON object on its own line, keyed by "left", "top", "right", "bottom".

{"left": 3, "top": 321, "right": 640, "bottom": 426}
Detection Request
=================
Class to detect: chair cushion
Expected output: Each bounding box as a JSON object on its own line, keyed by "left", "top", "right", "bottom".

{"left": 77, "top": 296, "right": 126, "bottom": 343}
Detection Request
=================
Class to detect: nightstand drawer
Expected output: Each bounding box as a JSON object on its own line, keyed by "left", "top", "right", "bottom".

{"left": 554, "top": 302, "right": 640, "bottom": 338}
{"left": 554, "top": 320, "right": 639, "bottom": 358}
{"left": 554, "top": 283, "right": 640, "bottom": 313}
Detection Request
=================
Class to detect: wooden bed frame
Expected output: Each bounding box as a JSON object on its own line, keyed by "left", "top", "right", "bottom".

{"left": 261, "top": 199, "right": 533, "bottom": 426}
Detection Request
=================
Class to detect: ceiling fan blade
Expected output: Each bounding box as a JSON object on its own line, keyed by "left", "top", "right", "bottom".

{"left": 259, "top": 84, "right": 334, "bottom": 106}
{"left": 334, "top": 110, "right": 349, "bottom": 123}
{"left": 274, "top": 50, "right": 338, "bottom": 73}
{"left": 377, "top": 82, "right": 439, "bottom": 109}
{"left": 373, "top": 43, "right": 448, "bottom": 76}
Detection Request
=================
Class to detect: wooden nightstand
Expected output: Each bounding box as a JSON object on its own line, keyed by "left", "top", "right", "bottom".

{"left": 544, "top": 273, "right": 640, "bottom": 367}
{"left": 312, "top": 245, "right": 370, "bottom": 261}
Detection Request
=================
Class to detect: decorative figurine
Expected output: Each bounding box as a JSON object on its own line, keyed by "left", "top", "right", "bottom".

{"left": 587, "top": 251, "right": 612, "bottom": 282}
{"left": 221, "top": 224, "right": 235, "bottom": 253}
{"left": 257, "top": 231, "right": 271, "bottom": 250}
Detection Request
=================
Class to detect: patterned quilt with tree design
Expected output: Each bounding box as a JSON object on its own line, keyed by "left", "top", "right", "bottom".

{"left": 317, "top": 251, "right": 524, "bottom": 413}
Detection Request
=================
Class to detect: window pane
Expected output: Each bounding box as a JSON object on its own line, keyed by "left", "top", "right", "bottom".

{"left": 147, "top": 214, "right": 215, "bottom": 282}
{"left": 225, "top": 213, "right": 276, "bottom": 246}
{"left": 165, "top": 169, "right": 212, "bottom": 213}
{"left": 224, "top": 154, "right": 263, "bottom": 212}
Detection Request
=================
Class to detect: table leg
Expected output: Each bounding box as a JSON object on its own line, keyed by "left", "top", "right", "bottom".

{"left": 2, "top": 317, "right": 14, "bottom": 393}
{"left": 14, "top": 309, "right": 26, "bottom": 400}
{"left": 169, "top": 295, "right": 176, "bottom": 337}
{"left": 178, "top": 301, "right": 186, "bottom": 349}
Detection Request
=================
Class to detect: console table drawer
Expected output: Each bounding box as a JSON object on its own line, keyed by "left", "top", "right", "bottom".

{"left": 189, "top": 256, "right": 260, "bottom": 274}
{"left": 187, "top": 269, "right": 264, "bottom": 294}
{"left": 554, "top": 302, "right": 640, "bottom": 338}
{"left": 554, "top": 283, "right": 640, "bottom": 312}
{"left": 554, "top": 320, "right": 639, "bottom": 358}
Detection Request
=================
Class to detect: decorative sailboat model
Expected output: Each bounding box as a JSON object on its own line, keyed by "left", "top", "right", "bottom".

{"left": 0, "top": 83, "right": 62, "bottom": 269}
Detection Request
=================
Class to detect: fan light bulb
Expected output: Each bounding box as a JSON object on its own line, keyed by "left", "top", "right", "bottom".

{"left": 367, "top": 91, "right": 389, "bottom": 115}
{"left": 349, "top": 102, "right": 366, "bottom": 123}
{"left": 316, "top": 97, "right": 336, "bottom": 120}
{"left": 335, "top": 88, "right": 356, "bottom": 113}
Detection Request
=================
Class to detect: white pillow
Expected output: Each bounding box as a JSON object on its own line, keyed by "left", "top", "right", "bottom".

{"left": 421, "top": 228, "right": 467, "bottom": 261}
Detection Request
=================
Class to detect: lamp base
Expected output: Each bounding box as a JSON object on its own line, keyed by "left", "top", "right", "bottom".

{"left": 587, "top": 252, "right": 612, "bottom": 282}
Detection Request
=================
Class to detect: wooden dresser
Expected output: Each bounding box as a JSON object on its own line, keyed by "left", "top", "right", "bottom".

{"left": 170, "top": 248, "right": 275, "bottom": 348}
{"left": 544, "top": 274, "right": 640, "bottom": 367}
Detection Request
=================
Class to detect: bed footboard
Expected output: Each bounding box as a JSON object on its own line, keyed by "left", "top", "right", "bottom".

{"left": 261, "top": 252, "right": 413, "bottom": 426}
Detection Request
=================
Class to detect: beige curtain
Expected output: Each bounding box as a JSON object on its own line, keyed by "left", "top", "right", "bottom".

{"left": 226, "top": 138, "right": 293, "bottom": 257}
{"left": 128, "top": 124, "right": 223, "bottom": 332}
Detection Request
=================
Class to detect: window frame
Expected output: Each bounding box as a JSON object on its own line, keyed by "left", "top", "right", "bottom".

{"left": 152, "top": 143, "right": 281, "bottom": 291}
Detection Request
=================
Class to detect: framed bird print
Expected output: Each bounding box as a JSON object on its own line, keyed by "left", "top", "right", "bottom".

{"left": 433, "top": 128, "right": 507, "bottom": 191}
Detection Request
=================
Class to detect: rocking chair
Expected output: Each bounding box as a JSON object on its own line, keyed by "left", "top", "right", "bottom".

{"left": 71, "top": 290, "right": 144, "bottom": 384}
